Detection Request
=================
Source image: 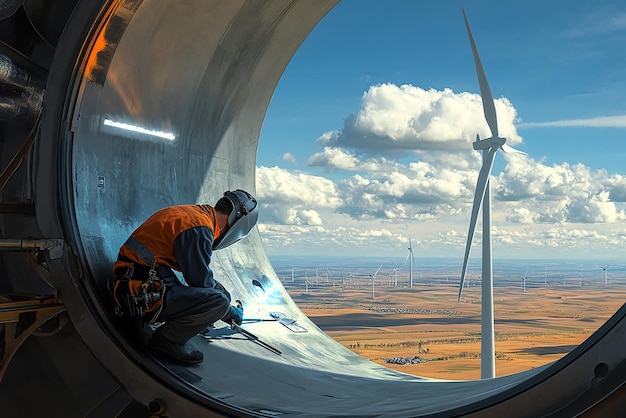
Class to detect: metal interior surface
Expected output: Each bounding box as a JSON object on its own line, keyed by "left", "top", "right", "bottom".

{"left": 0, "top": 0, "right": 625, "bottom": 416}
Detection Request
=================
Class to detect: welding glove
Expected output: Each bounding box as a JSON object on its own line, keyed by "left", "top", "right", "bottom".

{"left": 223, "top": 304, "right": 244, "bottom": 325}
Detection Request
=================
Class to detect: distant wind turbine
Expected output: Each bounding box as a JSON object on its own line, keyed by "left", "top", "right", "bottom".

{"left": 392, "top": 263, "right": 399, "bottom": 287}
{"left": 289, "top": 262, "right": 295, "bottom": 282}
{"left": 458, "top": 9, "right": 526, "bottom": 380}
{"left": 371, "top": 264, "right": 382, "bottom": 299}
{"left": 596, "top": 261, "right": 614, "bottom": 287}
{"left": 405, "top": 236, "right": 415, "bottom": 287}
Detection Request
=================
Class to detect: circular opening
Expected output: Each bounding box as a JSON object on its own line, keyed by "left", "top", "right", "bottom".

{"left": 259, "top": 1, "right": 626, "bottom": 380}
{"left": 18, "top": 0, "right": 626, "bottom": 416}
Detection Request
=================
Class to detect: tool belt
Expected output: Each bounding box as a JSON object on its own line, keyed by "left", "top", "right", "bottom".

{"left": 113, "top": 260, "right": 165, "bottom": 323}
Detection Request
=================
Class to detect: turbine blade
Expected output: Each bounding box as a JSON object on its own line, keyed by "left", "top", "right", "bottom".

{"left": 462, "top": 9, "right": 498, "bottom": 139}
{"left": 458, "top": 146, "right": 499, "bottom": 301}
{"left": 501, "top": 143, "right": 527, "bottom": 155}
{"left": 374, "top": 264, "right": 382, "bottom": 277}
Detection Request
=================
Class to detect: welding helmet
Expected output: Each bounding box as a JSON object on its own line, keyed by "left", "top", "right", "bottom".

{"left": 212, "top": 189, "right": 258, "bottom": 250}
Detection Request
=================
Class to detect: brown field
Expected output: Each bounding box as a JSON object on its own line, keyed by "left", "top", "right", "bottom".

{"left": 285, "top": 281, "right": 625, "bottom": 381}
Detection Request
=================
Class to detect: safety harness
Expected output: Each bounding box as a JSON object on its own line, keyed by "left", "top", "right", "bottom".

{"left": 113, "top": 236, "right": 167, "bottom": 324}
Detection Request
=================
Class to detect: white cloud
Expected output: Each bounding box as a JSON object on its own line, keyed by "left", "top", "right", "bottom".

{"left": 318, "top": 83, "right": 522, "bottom": 154}
{"left": 518, "top": 115, "right": 626, "bottom": 128}
{"left": 566, "top": 191, "right": 626, "bottom": 223}
{"left": 255, "top": 81, "right": 626, "bottom": 259}
{"left": 282, "top": 152, "right": 297, "bottom": 164}
{"left": 307, "top": 146, "right": 398, "bottom": 171}
{"left": 605, "top": 174, "right": 626, "bottom": 202}
{"left": 257, "top": 220, "right": 409, "bottom": 258}
{"left": 494, "top": 156, "right": 626, "bottom": 224}
{"left": 256, "top": 166, "right": 342, "bottom": 208}
{"left": 506, "top": 207, "right": 536, "bottom": 224}
{"left": 495, "top": 157, "right": 591, "bottom": 202}
{"left": 260, "top": 206, "right": 324, "bottom": 226}
{"left": 259, "top": 145, "right": 626, "bottom": 233}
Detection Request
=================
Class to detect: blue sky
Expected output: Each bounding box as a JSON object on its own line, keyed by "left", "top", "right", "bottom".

{"left": 256, "top": 0, "right": 626, "bottom": 261}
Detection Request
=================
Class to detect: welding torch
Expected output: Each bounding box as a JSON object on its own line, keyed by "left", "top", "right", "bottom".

{"left": 231, "top": 300, "right": 282, "bottom": 356}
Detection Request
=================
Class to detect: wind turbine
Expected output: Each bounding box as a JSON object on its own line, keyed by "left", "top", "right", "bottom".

{"left": 370, "top": 264, "right": 382, "bottom": 299}
{"left": 392, "top": 263, "right": 399, "bottom": 287}
{"left": 289, "top": 262, "right": 295, "bottom": 282}
{"left": 596, "top": 261, "right": 614, "bottom": 287}
{"left": 405, "top": 236, "right": 415, "bottom": 287}
{"left": 458, "top": 9, "right": 526, "bottom": 379}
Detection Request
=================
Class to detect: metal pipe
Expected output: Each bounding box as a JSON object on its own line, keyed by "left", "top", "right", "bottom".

{"left": 0, "top": 46, "right": 45, "bottom": 121}
{"left": 0, "top": 239, "right": 61, "bottom": 251}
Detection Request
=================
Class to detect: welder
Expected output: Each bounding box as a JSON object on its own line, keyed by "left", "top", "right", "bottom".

{"left": 112, "top": 189, "right": 258, "bottom": 364}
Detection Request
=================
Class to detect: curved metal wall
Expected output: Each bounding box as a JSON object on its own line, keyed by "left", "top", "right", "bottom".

{"left": 0, "top": 1, "right": 625, "bottom": 417}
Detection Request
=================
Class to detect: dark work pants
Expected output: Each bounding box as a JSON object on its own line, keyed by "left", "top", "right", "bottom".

{"left": 149, "top": 277, "right": 231, "bottom": 344}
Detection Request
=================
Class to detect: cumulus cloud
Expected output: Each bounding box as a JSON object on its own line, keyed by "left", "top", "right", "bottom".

{"left": 256, "top": 166, "right": 342, "bottom": 208}
{"left": 282, "top": 152, "right": 297, "bottom": 164}
{"left": 322, "top": 154, "right": 481, "bottom": 221}
{"left": 307, "top": 146, "right": 399, "bottom": 171}
{"left": 566, "top": 191, "right": 626, "bottom": 223}
{"left": 318, "top": 83, "right": 522, "bottom": 154}
{"left": 605, "top": 174, "right": 626, "bottom": 202}
{"left": 256, "top": 156, "right": 626, "bottom": 257}
{"left": 259, "top": 145, "right": 626, "bottom": 234}
{"left": 257, "top": 221, "right": 405, "bottom": 257}
{"left": 496, "top": 157, "right": 593, "bottom": 202}
{"left": 494, "top": 156, "right": 626, "bottom": 224}
{"left": 255, "top": 82, "right": 626, "bottom": 258}
{"left": 262, "top": 207, "right": 324, "bottom": 226}
{"left": 256, "top": 166, "right": 343, "bottom": 226}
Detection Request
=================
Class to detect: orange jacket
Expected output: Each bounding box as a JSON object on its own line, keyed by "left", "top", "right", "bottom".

{"left": 113, "top": 204, "right": 222, "bottom": 288}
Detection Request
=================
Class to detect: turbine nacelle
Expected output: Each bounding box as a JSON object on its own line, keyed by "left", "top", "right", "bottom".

{"left": 472, "top": 135, "right": 507, "bottom": 150}
{"left": 472, "top": 135, "right": 526, "bottom": 155}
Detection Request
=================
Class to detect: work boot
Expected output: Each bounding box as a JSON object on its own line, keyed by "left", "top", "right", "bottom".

{"left": 148, "top": 329, "right": 203, "bottom": 365}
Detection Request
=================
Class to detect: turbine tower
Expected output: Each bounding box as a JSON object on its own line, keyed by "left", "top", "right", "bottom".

{"left": 405, "top": 236, "right": 415, "bottom": 287}
{"left": 458, "top": 9, "right": 525, "bottom": 379}
{"left": 371, "top": 264, "right": 382, "bottom": 299}
{"left": 289, "top": 262, "right": 295, "bottom": 282}
{"left": 597, "top": 261, "right": 614, "bottom": 287}
{"left": 392, "top": 263, "right": 399, "bottom": 287}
